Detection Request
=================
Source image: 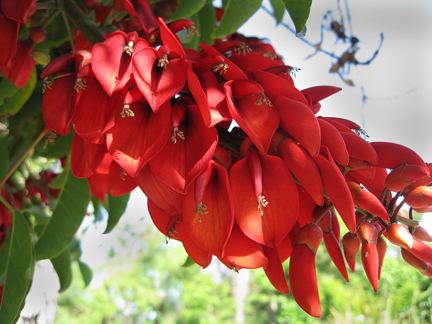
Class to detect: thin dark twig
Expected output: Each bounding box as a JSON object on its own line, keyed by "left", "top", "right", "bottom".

{"left": 355, "top": 32, "right": 384, "bottom": 65}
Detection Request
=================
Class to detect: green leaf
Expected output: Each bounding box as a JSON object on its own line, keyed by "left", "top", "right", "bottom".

{"left": 170, "top": 0, "right": 207, "bottom": 20}
{"left": 270, "top": 0, "right": 286, "bottom": 24}
{"left": 0, "top": 212, "right": 34, "bottom": 324}
{"left": 282, "top": 0, "right": 312, "bottom": 34}
{"left": 51, "top": 248, "right": 73, "bottom": 292}
{"left": 197, "top": 1, "right": 216, "bottom": 45}
{"left": 181, "top": 256, "right": 197, "bottom": 267}
{"left": 0, "top": 70, "right": 37, "bottom": 116}
{"left": 38, "top": 132, "right": 72, "bottom": 159}
{"left": 78, "top": 261, "right": 93, "bottom": 287}
{"left": 212, "top": 0, "right": 262, "bottom": 38}
{"left": 0, "top": 141, "right": 8, "bottom": 180}
{"left": 35, "top": 170, "right": 90, "bottom": 260}
{"left": 0, "top": 79, "right": 19, "bottom": 106}
{"left": 103, "top": 194, "right": 130, "bottom": 234}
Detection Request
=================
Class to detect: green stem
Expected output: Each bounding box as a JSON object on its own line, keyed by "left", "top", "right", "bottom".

{"left": 0, "top": 194, "right": 14, "bottom": 213}
{"left": 42, "top": 10, "right": 61, "bottom": 29}
{"left": 62, "top": 11, "right": 75, "bottom": 52}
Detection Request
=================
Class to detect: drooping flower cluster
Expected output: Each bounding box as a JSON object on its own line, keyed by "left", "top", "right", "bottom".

{"left": 39, "top": 14, "right": 432, "bottom": 318}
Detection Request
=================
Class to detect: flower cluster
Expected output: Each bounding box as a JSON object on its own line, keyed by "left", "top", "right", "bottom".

{"left": 37, "top": 11, "right": 432, "bottom": 318}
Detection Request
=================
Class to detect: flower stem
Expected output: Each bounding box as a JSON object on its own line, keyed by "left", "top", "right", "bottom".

{"left": 62, "top": 11, "right": 75, "bottom": 52}
{"left": 0, "top": 131, "right": 45, "bottom": 188}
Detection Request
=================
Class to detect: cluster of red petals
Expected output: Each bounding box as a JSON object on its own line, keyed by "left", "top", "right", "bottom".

{"left": 40, "top": 14, "right": 432, "bottom": 317}
{"left": 0, "top": 0, "right": 38, "bottom": 87}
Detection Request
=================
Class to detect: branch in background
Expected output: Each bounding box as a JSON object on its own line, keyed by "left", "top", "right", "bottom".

{"left": 262, "top": 2, "right": 384, "bottom": 86}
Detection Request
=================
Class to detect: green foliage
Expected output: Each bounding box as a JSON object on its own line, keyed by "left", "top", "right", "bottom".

{"left": 170, "top": 0, "right": 207, "bottom": 21}
{"left": 51, "top": 248, "right": 73, "bottom": 292}
{"left": 197, "top": 2, "right": 217, "bottom": 45}
{"left": 213, "top": 0, "right": 263, "bottom": 38}
{"left": 103, "top": 194, "right": 131, "bottom": 234}
{"left": 35, "top": 169, "right": 90, "bottom": 260}
{"left": 0, "top": 71, "right": 37, "bottom": 116}
{"left": 282, "top": 0, "right": 312, "bottom": 35}
{"left": 56, "top": 223, "right": 432, "bottom": 324}
{"left": 270, "top": 0, "right": 286, "bottom": 24}
{"left": 0, "top": 141, "right": 8, "bottom": 180}
{"left": 78, "top": 261, "right": 93, "bottom": 287}
{"left": 0, "top": 212, "right": 34, "bottom": 324}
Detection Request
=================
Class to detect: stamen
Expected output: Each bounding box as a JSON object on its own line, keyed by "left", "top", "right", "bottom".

{"left": 263, "top": 51, "right": 278, "bottom": 60}
{"left": 123, "top": 41, "right": 134, "bottom": 56}
{"left": 120, "top": 104, "right": 135, "bottom": 118}
{"left": 255, "top": 93, "right": 273, "bottom": 107}
{"left": 257, "top": 195, "right": 269, "bottom": 216}
{"left": 157, "top": 53, "right": 169, "bottom": 69}
{"left": 42, "top": 77, "right": 53, "bottom": 94}
{"left": 196, "top": 202, "right": 209, "bottom": 222}
{"left": 74, "top": 77, "right": 87, "bottom": 93}
{"left": 212, "top": 62, "right": 229, "bottom": 75}
{"left": 186, "top": 25, "right": 200, "bottom": 37}
{"left": 119, "top": 169, "right": 128, "bottom": 180}
{"left": 233, "top": 44, "right": 252, "bottom": 55}
{"left": 171, "top": 127, "right": 185, "bottom": 143}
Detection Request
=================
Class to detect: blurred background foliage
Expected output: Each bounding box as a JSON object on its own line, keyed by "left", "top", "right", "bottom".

{"left": 55, "top": 221, "right": 431, "bottom": 324}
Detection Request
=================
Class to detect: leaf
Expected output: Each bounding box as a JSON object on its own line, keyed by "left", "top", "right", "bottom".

{"left": 51, "top": 248, "right": 73, "bottom": 292}
{"left": 181, "top": 14, "right": 200, "bottom": 49}
{"left": 78, "top": 261, "right": 93, "bottom": 287}
{"left": 103, "top": 193, "right": 130, "bottom": 234}
{"left": 35, "top": 170, "right": 90, "bottom": 260}
{"left": 0, "top": 212, "right": 34, "bottom": 324}
{"left": 170, "top": 0, "right": 207, "bottom": 20}
{"left": 270, "top": 0, "right": 286, "bottom": 24}
{"left": 282, "top": 0, "right": 312, "bottom": 34}
{"left": 49, "top": 161, "right": 70, "bottom": 190}
{"left": 0, "top": 141, "right": 8, "bottom": 180}
{"left": 212, "top": 0, "right": 262, "bottom": 38}
{"left": 0, "top": 79, "right": 19, "bottom": 106}
{"left": 197, "top": 1, "right": 216, "bottom": 45}
{"left": 38, "top": 132, "right": 72, "bottom": 159}
{"left": 182, "top": 256, "right": 197, "bottom": 267}
{"left": 0, "top": 70, "right": 37, "bottom": 116}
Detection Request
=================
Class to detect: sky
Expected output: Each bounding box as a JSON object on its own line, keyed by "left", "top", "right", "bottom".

{"left": 20, "top": 1, "right": 432, "bottom": 321}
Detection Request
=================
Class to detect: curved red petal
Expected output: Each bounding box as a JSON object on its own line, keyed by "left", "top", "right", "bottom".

{"left": 276, "top": 96, "right": 321, "bottom": 156}
{"left": 317, "top": 117, "right": 349, "bottom": 166}
{"left": 263, "top": 246, "right": 289, "bottom": 294}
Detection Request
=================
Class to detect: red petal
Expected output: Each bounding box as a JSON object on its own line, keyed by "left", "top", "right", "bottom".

{"left": 0, "top": 15, "right": 19, "bottom": 66}
{"left": 301, "top": 85, "right": 341, "bottom": 105}
{"left": 73, "top": 73, "right": 115, "bottom": 143}
{"left": 147, "top": 199, "right": 179, "bottom": 238}
{"left": 158, "top": 17, "right": 185, "bottom": 57}
{"left": 133, "top": 48, "right": 188, "bottom": 111}
{"left": 371, "top": 142, "right": 427, "bottom": 171}
{"left": 182, "top": 162, "right": 234, "bottom": 255}
{"left": 253, "top": 70, "right": 308, "bottom": 105}
{"left": 136, "top": 166, "right": 183, "bottom": 215}
{"left": 341, "top": 132, "right": 378, "bottom": 164}
{"left": 289, "top": 224, "right": 323, "bottom": 317}
{"left": 342, "top": 232, "right": 360, "bottom": 272}
{"left": 220, "top": 223, "right": 268, "bottom": 270}
{"left": 276, "top": 96, "right": 321, "bottom": 156}
{"left": 361, "top": 242, "right": 379, "bottom": 292}
{"left": 319, "top": 212, "right": 349, "bottom": 281}
{"left": 149, "top": 104, "right": 218, "bottom": 193}
{"left": 42, "top": 74, "right": 76, "bottom": 135}
{"left": 263, "top": 246, "right": 289, "bottom": 294}
{"left": 348, "top": 181, "right": 389, "bottom": 221}
{"left": 404, "top": 186, "right": 432, "bottom": 209}
{"left": 385, "top": 164, "right": 430, "bottom": 192}
{"left": 278, "top": 138, "right": 324, "bottom": 206}
{"left": 2, "top": 40, "right": 36, "bottom": 88}
{"left": 230, "top": 151, "right": 298, "bottom": 247}
{"left": 377, "top": 237, "right": 387, "bottom": 279}
{"left": 317, "top": 117, "right": 349, "bottom": 166}
{"left": 225, "top": 80, "right": 279, "bottom": 153}
{"left": 1, "top": 0, "right": 35, "bottom": 23}
{"left": 91, "top": 31, "right": 148, "bottom": 95}
{"left": 349, "top": 166, "right": 387, "bottom": 198}
{"left": 106, "top": 101, "right": 171, "bottom": 176}
{"left": 71, "top": 135, "right": 106, "bottom": 178}
{"left": 313, "top": 154, "right": 356, "bottom": 232}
